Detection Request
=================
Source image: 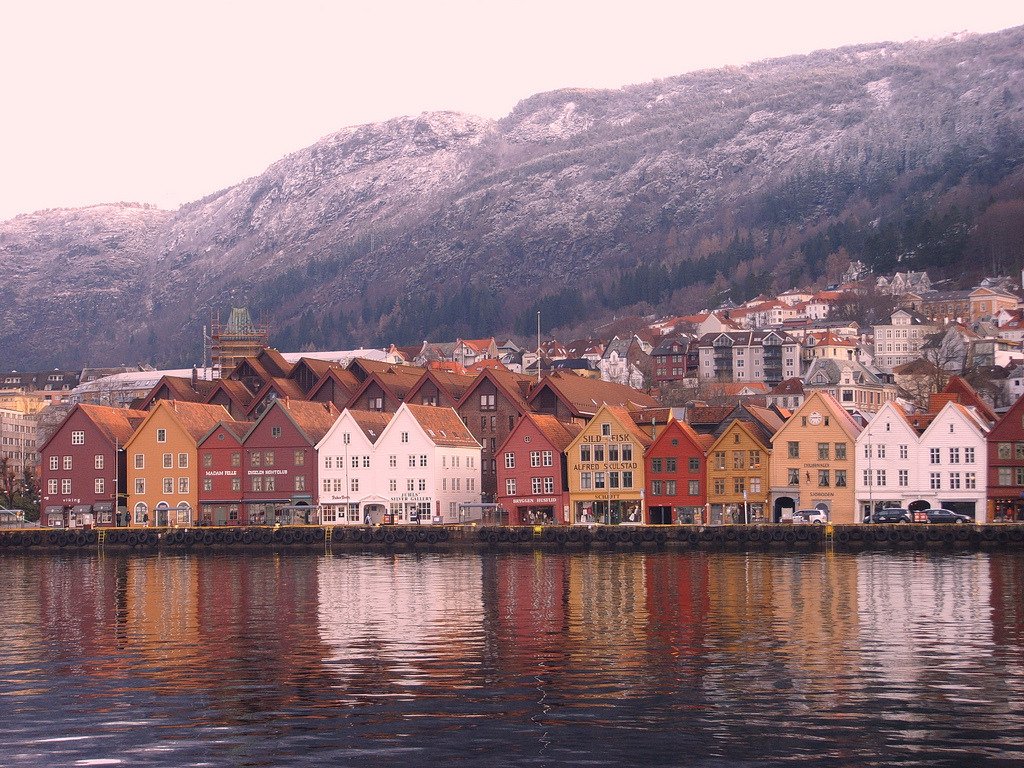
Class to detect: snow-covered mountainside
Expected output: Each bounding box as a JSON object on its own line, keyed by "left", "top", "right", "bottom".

{"left": 2, "top": 26, "right": 1023, "bottom": 368}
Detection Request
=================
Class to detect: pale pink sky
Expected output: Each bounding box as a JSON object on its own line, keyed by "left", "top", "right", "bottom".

{"left": 1, "top": 0, "right": 1021, "bottom": 221}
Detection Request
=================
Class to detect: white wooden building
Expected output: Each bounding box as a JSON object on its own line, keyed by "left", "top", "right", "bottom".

{"left": 855, "top": 400, "right": 990, "bottom": 521}
{"left": 316, "top": 409, "right": 391, "bottom": 524}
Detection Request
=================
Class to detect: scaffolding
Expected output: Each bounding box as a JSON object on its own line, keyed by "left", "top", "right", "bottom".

{"left": 206, "top": 308, "right": 269, "bottom": 378}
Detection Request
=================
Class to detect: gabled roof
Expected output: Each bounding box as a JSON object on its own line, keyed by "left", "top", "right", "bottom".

{"left": 862, "top": 400, "right": 919, "bottom": 437}
{"left": 39, "top": 403, "right": 148, "bottom": 454}
{"left": 345, "top": 366, "right": 426, "bottom": 409}
{"left": 775, "top": 391, "right": 863, "bottom": 442}
{"left": 769, "top": 377, "right": 805, "bottom": 396}
{"left": 406, "top": 368, "right": 479, "bottom": 404}
{"left": 346, "top": 357, "right": 405, "bottom": 382}
{"left": 928, "top": 376, "right": 996, "bottom": 423}
{"left": 126, "top": 400, "right": 233, "bottom": 447}
{"left": 509, "top": 413, "right": 584, "bottom": 454}
{"left": 346, "top": 409, "right": 392, "bottom": 444}
{"left": 990, "top": 391, "right": 1024, "bottom": 439}
{"left": 245, "top": 376, "right": 307, "bottom": 416}
{"left": 246, "top": 398, "right": 339, "bottom": 445}
{"left": 197, "top": 419, "right": 255, "bottom": 447}
{"left": 582, "top": 404, "right": 653, "bottom": 448}
{"left": 527, "top": 371, "right": 659, "bottom": 417}
{"left": 458, "top": 367, "right": 535, "bottom": 413}
{"left": 457, "top": 337, "right": 497, "bottom": 354}
{"left": 203, "top": 378, "right": 255, "bottom": 409}
{"left": 892, "top": 359, "right": 940, "bottom": 376}
{"left": 138, "top": 374, "right": 218, "bottom": 410}
{"left": 403, "top": 404, "right": 480, "bottom": 448}
{"left": 254, "top": 348, "right": 293, "bottom": 378}
{"left": 804, "top": 358, "right": 884, "bottom": 388}
{"left": 649, "top": 418, "right": 711, "bottom": 454}
{"left": 288, "top": 356, "right": 337, "bottom": 384}
{"left": 707, "top": 415, "right": 772, "bottom": 453}
{"left": 307, "top": 366, "right": 362, "bottom": 402}
{"left": 920, "top": 400, "right": 992, "bottom": 439}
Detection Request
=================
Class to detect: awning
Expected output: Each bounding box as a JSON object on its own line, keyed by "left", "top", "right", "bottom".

{"left": 71, "top": 504, "right": 93, "bottom": 515}
{"left": 43, "top": 505, "right": 64, "bottom": 515}
{"left": 92, "top": 502, "right": 114, "bottom": 513}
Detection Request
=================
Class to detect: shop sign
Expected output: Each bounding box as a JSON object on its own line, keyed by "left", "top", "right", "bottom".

{"left": 511, "top": 496, "right": 558, "bottom": 505}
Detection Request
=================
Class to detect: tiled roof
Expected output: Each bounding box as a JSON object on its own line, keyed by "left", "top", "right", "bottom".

{"left": 255, "top": 348, "right": 293, "bottom": 378}
{"left": 205, "top": 378, "right": 255, "bottom": 407}
{"left": 458, "top": 338, "right": 496, "bottom": 354}
{"left": 938, "top": 376, "right": 996, "bottom": 423}
{"left": 686, "top": 405, "right": 735, "bottom": 427}
{"left": 525, "top": 413, "right": 584, "bottom": 453}
{"left": 77, "top": 404, "right": 148, "bottom": 446}
{"left": 601, "top": 405, "right": 653, "bottom": 447}
{"left": 275, "top": 399, "right": 340, "bottom": 445}
{"left": 162, "top": 401, "right": 234, "bottom": 442}
{"left": 347, "top": 409, "right": 392, "bottom": 443}
{"left": 405, "top": 404, "right": 480, "bottom": 448}
{"left": 308, "top": 367, "right": 362, "bottom": 400}
{"left": 769, "top": 377, "right": 805, "bottom": 396}
{"left": 532, "top": 371, "right": 659, "bottom": 416}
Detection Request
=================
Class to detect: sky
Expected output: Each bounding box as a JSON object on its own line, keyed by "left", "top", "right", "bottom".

{"left": 1, "top": 1, "right": 1022, "bottom": 222}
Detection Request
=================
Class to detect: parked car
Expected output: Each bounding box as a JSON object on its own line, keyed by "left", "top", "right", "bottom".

{"left": 924, "top": 508, "right": 973, "bottom": 524}
{"left": 864, "top": 508, "right": 912, "bottom": 524}
{"left": 793, "top": 509, "right": 828, "bottom": 524}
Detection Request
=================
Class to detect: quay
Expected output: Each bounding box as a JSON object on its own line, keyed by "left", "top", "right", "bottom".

{"left": 2, "top": 524, "right": 1024, "bottom": 553}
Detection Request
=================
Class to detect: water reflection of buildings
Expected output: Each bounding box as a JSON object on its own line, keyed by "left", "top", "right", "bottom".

{"left": 317, "top": 552, "right": 485, "bottom": 694}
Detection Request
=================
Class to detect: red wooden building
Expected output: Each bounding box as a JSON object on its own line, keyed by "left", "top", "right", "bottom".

{"left": 645, "top": 419, "right": 712, "bottom": 524}
{"left": 987, "top": 393, "right": 1024, "bottom": 522}
{"left": 38, "top": 404, "right": 147, "bottom": 528}
{"left": 241, "top": 399, "right": 338, "bottom": 524}
{"left": 495, "top": 413, "right": 582, "bottom": 524}
{"left": 196, "top": 420, "right": 253, "bottom": 525}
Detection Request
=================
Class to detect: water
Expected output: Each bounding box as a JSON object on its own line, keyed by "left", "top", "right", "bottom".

{"left": 1, "top": 550, "right": 1023, "bottom": 767}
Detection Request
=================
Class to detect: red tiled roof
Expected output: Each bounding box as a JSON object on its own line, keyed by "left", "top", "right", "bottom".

{"left": 769, "top": 377, "right": 805, "bottom": 396}
{"left": 159, "top": 401, "right": 234, "bottom": 442}
{"left": 530, "top": 371, "right": 659, "bottom": 417}
{"left": 601, "top": 405, "right": 653, "bottom": 448}
{"left": 524, "top": 413, "right": 584, "bottom": 453}
{"left": 75, "top": 404, "right": 148, "bottom": 447}
{"left": 274, "top": 399, "right": 340, "bottom": 445}
{"left": 405, "top": 404, "right": 480, "bottom": 448}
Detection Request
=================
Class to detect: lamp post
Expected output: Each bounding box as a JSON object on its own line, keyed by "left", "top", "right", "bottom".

{"left": 743, "top": 488, "right": 749, "bottom": 525}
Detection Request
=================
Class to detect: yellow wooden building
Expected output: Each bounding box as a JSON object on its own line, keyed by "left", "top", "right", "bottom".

{"left": 768, "top": 391, "right": 862, "bottom": 524}
{"left": 565, "top": 404, "right": 651, "bottom": 524}
{"left": 125, "top": 400, "right": 232, "bottom": 527}
{"left": 705, "top": 405, "right": 783, "bottom": 524}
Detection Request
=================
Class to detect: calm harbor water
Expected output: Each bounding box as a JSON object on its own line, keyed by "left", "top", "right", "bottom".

{"left": 1, "top": 549, "right": 1023, "bottom": 767}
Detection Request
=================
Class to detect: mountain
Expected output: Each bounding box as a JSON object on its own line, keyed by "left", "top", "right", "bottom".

{"left": 2, "top": 26, "right": 1024, "bottom": 369}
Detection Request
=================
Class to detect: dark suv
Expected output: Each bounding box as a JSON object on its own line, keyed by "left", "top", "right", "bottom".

{"left": 864, "top": 508, "right": 911, "bottom": 524}
{"left": 924, "top": 508, "right": 973, "bottom": 524}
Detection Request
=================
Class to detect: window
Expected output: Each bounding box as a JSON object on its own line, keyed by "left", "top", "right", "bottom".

{"left": 49, "top": 455, "right": 58, "bottom": 471}
{"left": 63, "top": 455, "right": 72, "bottom": 470}
{"left": 156, "top": 429, "right": 166, "bottom": 443}
{"left": 264, "top": 451, "right": 275, "bottom": 467}
{"left": 480, "top": 393, "right": 496, "bottom": 410}
{"left": 294, "top": 475, "right": 306, "bottom": 492}
{"left": 252, "top": 476, "right": 263, "bottom": 492}
{"left": 362, "top": 456, "right": 370, "bottom": 468}
{"left": 666, "top": 458, "right": 677, "bottom": 472}
{"left": 930, "top": 448, "right": 940, "bottom": 464}
{"left": 389, "top": 455, "right": 397, "bottom": 468}
{"left": 47, "top": 479, "right": 58, "bottom": 495}
{"left": 95, "top": 478, "right": 105, "bottom": 494}
{"left": 580, "top": 445, "right": 591, "bottom": 462}
{"left": 622, "top": 445, "right": 633, "bottom": 461}
{"left": 749, "top": 477, "right": 761, "bottom": 494}
{"left": 407, "top": 479, "right": 415, "bottom": 491}
{"left": 530, "top": 451, "right": 541, "bottom": 467}
{"left": 506, "top": 478, "right": 516, "bottom": 495}
{"left": 389, "top": 479, "right": 397, "bottom": 492}
{"left": 401, "top": 431, "right": 409, "bottom": 443}
{"left": 876, "top": 445, "right": 885, "bottom": 459}
{"left": 60, "top": 479, "right": 71, "bottom": 494}
{"left": 688, "top": 480, "right": 700, "bottom": 495}
{"left": 135, "top": 478, "right": 145, "bottom": 494}
{"left": 652, "top": 480, "right": 663, "bottom": 495}
{"left": 788, "top": 441, "right": 799, "bottom": 458}
{"left": 163, "top": 478, "right": 174, "bottom": 493}
{"left": 71, "top": 430, "right": 85, "bottom": 445}
{"left": 819, "top": 470, "right": 830, "bottom": 487}
{"left": 713, "top": 478, "right": 725, "bottom": 495}
{"left": 592, "top": 445, "right": 605, "bottom": 462}
{"left": 231, "top": 452, "right": 240, "bottom": 467}
{"left": 863, "top": 469, "right": 872, "bottom": 487}
{"left": 594, "top": 472, "right": 606, "bottom": 489}
{"left": 733, "top": 451, "right": 744, "bottom": 469}
{"left": 419, "top": 454, "right": 427, "bottom": 467}
{"left": 609, "top": 471, "right": 620, "bottom": 489}
{"left": 714, "top": 451, "right": 725, "bottom": 470}
{"left": 251, "top": 452, "right": 262, "bottom": 467}
{"left": 835, "top": 470, "right": 847, "bottom": 487}
{"left": 294, "top": 450, "right": 305, "bottom": 466}
{"left": 271, "top": 426, "right": 281, "bottom": 438}
{"left": 965, "top": 472, "right": 976, "bottom": 489}
{"left": 949, "top": 472, "right": 961, "bottom": 490}
{"left": 965, "top": 447, "right": 975, "bottom": 463}
{"left": 818, "top": 443, "right": 829, "bottom": 460}
{"left": 834, "top": 443, "right": 846, "bottom": 461}
{"left": 689, "top": 458, "right": 700, "bottom": 472}
{"left": 899, "top": 444, "right": 908, "bottom": 460}
{"left": 998, "top": 443, "right": 1012, "bottom": 459}
{"left": 342, "top": 432, "right": 351, "bottom": 445}
{"left": 788, "top": 468, "right": 800, "bottom": 485}
{"left": 178, "top": 477, "right": 188, "bottom": 493}
{"left": 949, "top": 448, "right": 960, "bottom": 464}
{"left": 999, "top": 467, "right": 1013, "bottom": 486}
{"left": 898, "top": 469, "right": 908, "bottom": 486}
{"left": 601, "top": 423, "right": 611, "bottom": 436}
{"left": 542, "top": 451, "right": 553, "bottom": 467}
{"left": 863, "top": 443, "right": 871, "bottom": 459}
{"left": 543, "top": 477, "right": 554, "bottom": 493}
{"left": 608, "top": 444, "right": 620, "bottom": 462}
{"left": 580, "top": 473, "right": 592, "bottom": 490}
{"left": 350, "top": 477, "right": 359, "bottom": 493}
{"left": 203, "top": 453, "right": 213, "bottom": 469}
{"left": 930, "top": 472, "right": 941, "bottom": 490}
{"left": 504, "top": 452, "right": 515, "bottom": 469}
{"left": 532, "top": 477, "right": 542, "bottom": 494}
{"left": 733, "top": 477, "right": 745, "bottom": 494}
{"left": 162, "top": 453, "right": 173, "bottom": 469}
{"left": 409, "top": 455, "right": 417, "bottom": 468}
{"left": 178, "top": 453, "right": 188, "bottom": 468}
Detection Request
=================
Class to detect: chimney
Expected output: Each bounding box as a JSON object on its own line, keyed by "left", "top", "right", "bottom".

{"left": 191, "top": 366, "right": 198, "bottom": 390}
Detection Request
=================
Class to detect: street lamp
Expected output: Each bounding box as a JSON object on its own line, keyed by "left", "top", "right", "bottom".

{"left": 743, "top": 489, "right": 749, "bottom": 525}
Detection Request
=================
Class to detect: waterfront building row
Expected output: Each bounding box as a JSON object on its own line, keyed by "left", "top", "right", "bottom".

{"left": 39, "top": 375, "right": 1019, "bottom": 528}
